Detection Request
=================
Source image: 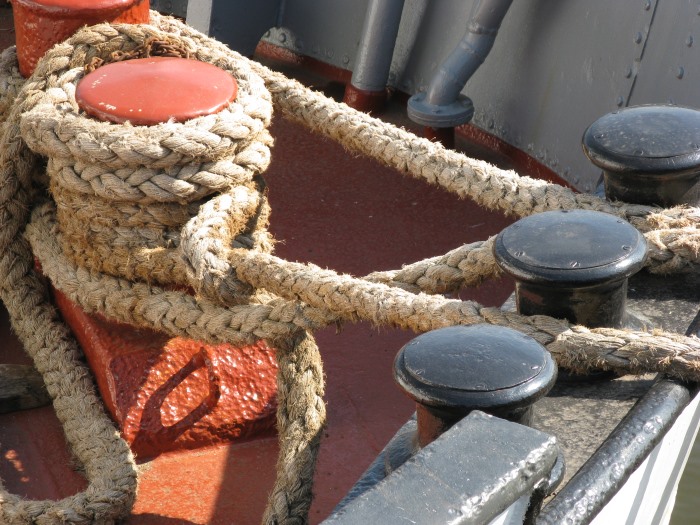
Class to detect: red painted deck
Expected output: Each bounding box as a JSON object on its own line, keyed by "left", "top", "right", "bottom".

{"left": 0, "top": 6, "right": 563, "bottom": 523}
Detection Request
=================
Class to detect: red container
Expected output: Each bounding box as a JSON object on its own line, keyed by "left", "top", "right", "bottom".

{"left": 11, "top": 0, "right": 150, "bottom": 77}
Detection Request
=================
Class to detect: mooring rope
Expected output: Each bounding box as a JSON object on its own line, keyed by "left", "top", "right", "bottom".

{"left": 0, "top": 11, "right": 697, "bottom": 525}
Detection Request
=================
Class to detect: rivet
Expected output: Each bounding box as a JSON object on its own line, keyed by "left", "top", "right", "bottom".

{"left": 569, "top": 261, "right": 580, "bottom": 268}
{"left": 624, "top": 67, "right": 633, "bottom": 78}
{"left": 644, "top": 0, "right": 651, "bottom": 10}
{"left": 514, "top": 250, "right": 525, "bottom": 257}
{"left": 616, "top": 96, "right": 625, "bottom": 107}
{"left": 264, "top": 30, "right": 271, "bottom": 38}
{"left": 622, "top": 245, "right": 632, "bottom": 252}
{"left": 677, "top": 66, "right": 685, "bottom": 79}
{"left": 634, "top": 31, "right": 643, "bottom": 44}
{"left": 278, "top": 33, "right": 287, "bottom": 43}
{"left": 342, "top": 54, "right": 350, "bottom": 65}
{"left": 687, "top": 35, "right": 694, "bottom": 47}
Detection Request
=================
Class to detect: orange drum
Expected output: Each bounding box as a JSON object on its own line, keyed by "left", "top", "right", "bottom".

{"left": 11, "top": 0, "right": 150, "bottom": 77}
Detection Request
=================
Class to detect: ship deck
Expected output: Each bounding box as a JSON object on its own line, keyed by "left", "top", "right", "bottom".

{"left": 0, "top": 5, "right": 697, "bottom": 524}
{"left": 0, "top": 7, "right": 521, "bottom": 522}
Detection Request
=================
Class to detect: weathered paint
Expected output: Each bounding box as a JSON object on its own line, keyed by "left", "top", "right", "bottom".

{"left": 342, "top": 84, "right": 387, "bottom": 113}
{"left": 11, "top": 0, "right": 150, "bottom": 77}
{"left": 76, "top": 57, "right": 237, "bottom": 125}
{"left": 53, "top": 288, "right": 278, "bottom": 458}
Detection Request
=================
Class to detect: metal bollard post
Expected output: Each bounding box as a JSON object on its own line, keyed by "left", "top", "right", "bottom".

{"left": 493, "top": 210, "right": 647, "bottom": 329}
{"left": 582, "top": 104, "right": 700, "bottom": 207}
{"left": 11, "top": 0, "right": 151, "bottom": 78}
{"left": 393, "top": 324, "right": 557, "bottom": 448}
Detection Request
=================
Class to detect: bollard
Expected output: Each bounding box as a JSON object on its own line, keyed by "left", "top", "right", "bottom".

{"left": 493, "top": 210, "right": 647, "bottom": 329}
{"left": 582, "top": 104, "right": 700, "bottom": 207}
{"left": 48, "top": 55, "right": 279, "bottom": 457}
{"left": 11, "top": 0, "right": 150, "bottom": 78}
{"left": 394, "top": 324, "right": 557, "bottom": 448}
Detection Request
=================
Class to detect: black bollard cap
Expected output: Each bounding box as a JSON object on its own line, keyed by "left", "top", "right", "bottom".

{"left": 583, "top": 104, "right": 700, "bottom": 176}
{"left": 394, "top": 325, "right": 556, "bottom": 413}
{"left": 493, "top": 210, "right": 647, "bottom": 287}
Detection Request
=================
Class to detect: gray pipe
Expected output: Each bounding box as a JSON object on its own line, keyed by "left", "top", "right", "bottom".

{"left": 350, "top": 0, "right": 406, "bottom": 92}
{"left": 407, "top": 0, "right": 513, "bottom": 127}
{"left": 426, "top": 0, "right": 513, "bottom": 106}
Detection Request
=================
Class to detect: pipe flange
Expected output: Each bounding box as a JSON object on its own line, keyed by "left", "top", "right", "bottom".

{"left": 407, "top": 92, "right": 474, "bottom": 128}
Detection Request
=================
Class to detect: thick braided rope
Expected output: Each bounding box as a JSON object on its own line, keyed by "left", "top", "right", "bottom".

{"left": 362, "top": 225, "right": 700, "bottom": 297}
{"left": 5, "top": 13, "right": 700, "bottom": 525}
{"left": 11, "top": 18, "right": 321, "bottom": 525}
{"left": 147, "top": 13, "right": 700, "bottom": 278}
{"left": 0, "top": 45, "right": 138, "bottom": 525}
{"left": 263, "top": 330, "right": 326, "bottom": 524}
{"left": 18, "top": 21, "right": 275, "bottom": 295}
{"left": 250, "top": 64, "right": 700, "bottom": 232}
{"left": 150, "top": 14, "right": 694, "bottom": 225}
{"left": 28, "top": 204, "right": 700, "bottom": 385}
{"left": 0, "top": 16, "right": 274, "bottom": 524}
{"left": 0, "top": 46, "right": 22, "bottom": 122}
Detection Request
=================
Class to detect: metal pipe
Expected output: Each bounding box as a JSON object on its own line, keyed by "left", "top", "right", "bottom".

{"left": 343, "top": 0, "right": 406, "bottom": 112}
{"left": 426, "top": 0, "right": 513, "bottom": 107}
{"left": 407, "top": 0, "right": 513, "bottom": 129}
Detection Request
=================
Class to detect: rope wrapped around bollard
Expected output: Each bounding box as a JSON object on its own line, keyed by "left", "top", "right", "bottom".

{"left": 0, "top": 10, "right": 697, "bottom": 525}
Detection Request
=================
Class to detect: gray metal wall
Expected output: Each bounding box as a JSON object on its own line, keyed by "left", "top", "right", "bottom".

{"left": 182, "top": 0, "right": 700, "bottom": 192}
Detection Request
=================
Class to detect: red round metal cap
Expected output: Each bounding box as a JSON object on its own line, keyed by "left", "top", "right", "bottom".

{"left": 13, "top": 0, "right": 139, "bottom": 13}
{"left": 76, "top": 57, "right": 238, "bottom": 125}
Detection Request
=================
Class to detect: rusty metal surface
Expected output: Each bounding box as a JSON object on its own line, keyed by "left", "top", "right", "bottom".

{"left": 53, "top": 288, "right": 278, "bottom": 458}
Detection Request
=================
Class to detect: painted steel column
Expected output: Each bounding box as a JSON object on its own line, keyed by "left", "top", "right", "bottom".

{"left": 407, "top": 0, "right": 513, "bottom": 145}
{"left": 185, "top": 0, "right": 213, "bottom": 36}
{"left": 343, "top": 0, "right": 406, "bottom": 113}
{"left": 425, "top": 0, "right": 513, "bottom": 108}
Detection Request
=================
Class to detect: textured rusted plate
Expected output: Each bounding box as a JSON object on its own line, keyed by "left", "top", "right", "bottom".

{"left": 12, "top": 0, "right": 150, "bottom": 77}
{"left": 52, "top": 288, "right": 278, "bottom": 458}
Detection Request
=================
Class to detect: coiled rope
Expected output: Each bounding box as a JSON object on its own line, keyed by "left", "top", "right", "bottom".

{"left": 0, "top": 11, "right": 698, "bottom": 524}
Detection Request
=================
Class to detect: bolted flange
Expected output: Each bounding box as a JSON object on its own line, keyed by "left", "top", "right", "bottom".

{"left": 582, "top": 104, "right": 700, "bottom": 206}
{"left": 493, "top": 210, "right": 647, "bottom": 329}
{"left": 394, "top": 324, "right": 557, "bottom": 447}
{"left": 407, "top": 91, "right": 474, "bottom": 128}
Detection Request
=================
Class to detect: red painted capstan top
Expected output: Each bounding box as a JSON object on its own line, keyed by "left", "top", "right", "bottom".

{"left": 11, "top": 0, "right": 150, "bottom": 77}
{"left": 76, "top": 57, "right": 239, "bottom": 125}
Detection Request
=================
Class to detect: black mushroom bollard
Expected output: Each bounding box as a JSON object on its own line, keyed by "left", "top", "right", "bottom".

{"left": 393, "top": 324, "right": 557, "bottom": 448}
{"left": 493, "top": 210, "right": 647, "bottom": 329}
{"left": 582, "top": 104, "right": 700, "bottom": 206}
